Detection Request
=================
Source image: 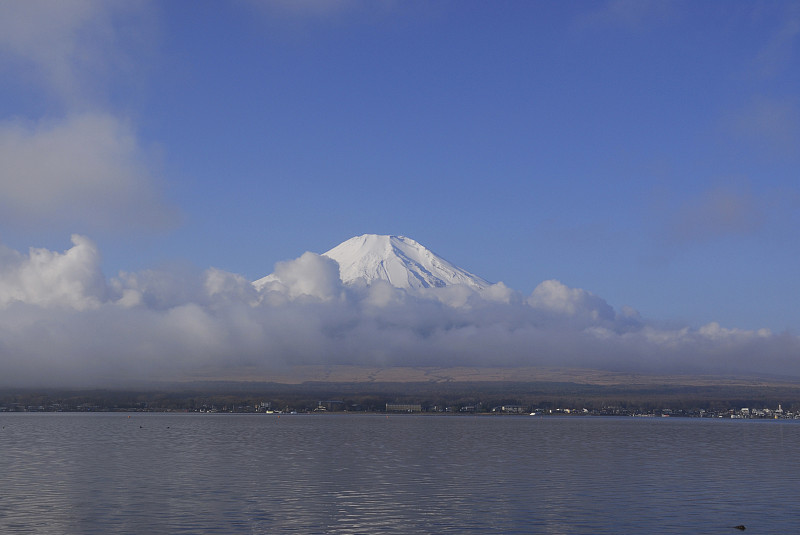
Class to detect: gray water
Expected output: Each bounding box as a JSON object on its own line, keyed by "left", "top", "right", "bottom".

{"left": 0, "top": 413, "right": 798, "bottom": 534}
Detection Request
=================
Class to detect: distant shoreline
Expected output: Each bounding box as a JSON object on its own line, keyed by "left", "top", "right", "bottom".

{"left": 2, "top": 365, "right": 799, "bottom": 417}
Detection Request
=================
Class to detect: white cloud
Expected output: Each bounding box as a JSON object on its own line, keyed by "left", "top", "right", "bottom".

{"left": 362, "top": 279, "right": 406, "bottom": 308}
{"left": 0, "top": 0, "right": 153, "bottom": 105}
{"left": 258, "top": 252, "right": 343, "bottom": 301}
{"left": 0, "top": 2, "right": 171, "bottom": 232}
{"left": 204, "top": 268, "right": 259, "bottom": 305}
{"left": 698, "top": 321, "right": 771, "bottom": 341}
{"left": 0, "top": 234, "right": 107, "bottom": 310}
{"left": 528, "top": 279, "right": 615, "bottom": 323}
{"left": 0, "top": 113, "right": 175, "bottom": 230}
{"left": 481, "top": 281, "right": 518, "bottom": 304}
{"left": 0, "top": 239, "right": 798, "bottom": 387}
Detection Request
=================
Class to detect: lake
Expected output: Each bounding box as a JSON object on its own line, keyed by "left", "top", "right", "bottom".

{"left": 0, "top": 413, "right": 797, "bottom": 534}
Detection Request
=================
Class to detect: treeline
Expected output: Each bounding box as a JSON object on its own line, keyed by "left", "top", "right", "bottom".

{"left": 2, "top": 380, "right": 800, "bottom": 413}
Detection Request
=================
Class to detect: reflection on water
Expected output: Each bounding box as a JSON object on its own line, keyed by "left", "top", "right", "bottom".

{"left": 0, "top": 413, "right": 797, "bottom": 534}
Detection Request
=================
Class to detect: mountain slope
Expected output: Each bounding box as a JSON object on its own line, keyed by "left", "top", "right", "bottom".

{"left": 323, "top": 234, "right": 491, "bottom": 290}
{"left": 254, "top": 234, "right": 491, "bottom": 290}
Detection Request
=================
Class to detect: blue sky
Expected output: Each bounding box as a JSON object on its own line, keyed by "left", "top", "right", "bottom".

{"left": 0, "top": 1, "right": 799, "bottom": 384}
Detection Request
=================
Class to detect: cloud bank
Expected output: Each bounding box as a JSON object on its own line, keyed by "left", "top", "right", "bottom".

{"left": 0, "top": 1, "right": 173, "bottom": 233}
{"left": 0, "top": 113, "right": 174, "bottom": 231}
{"left": 0, "top": 236, "right": 796, "bottom": 387}
{"left": 0, "top": 0, "right": 152, "bottom": 105}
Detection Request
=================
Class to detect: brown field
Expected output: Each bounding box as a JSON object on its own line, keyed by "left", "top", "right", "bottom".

{"left": 183, "top": 364, "right": 800, "bottom": 388}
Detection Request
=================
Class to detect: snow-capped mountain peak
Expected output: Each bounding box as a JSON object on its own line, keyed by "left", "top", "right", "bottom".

{"left": 254, "top": 234, "right": 491, "bottom": 291}
{"left": 322, "top": 234, "right": 490, "bottom": 290}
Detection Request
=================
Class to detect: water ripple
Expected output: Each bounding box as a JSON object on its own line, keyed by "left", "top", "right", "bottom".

{"left": 1, "top": 414, "right": 798, "bottom": 533}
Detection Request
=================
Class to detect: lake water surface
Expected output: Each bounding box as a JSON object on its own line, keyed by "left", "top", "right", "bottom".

{"left": 0, "top": 413, "right": 797, "bottom": 534}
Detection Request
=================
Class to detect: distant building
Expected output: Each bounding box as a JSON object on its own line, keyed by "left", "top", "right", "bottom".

{"left": 493, "top": 405, "right": 526, "bottom": 414}
{"left": 386, "top": 403, "right": 422, "bottom": 412}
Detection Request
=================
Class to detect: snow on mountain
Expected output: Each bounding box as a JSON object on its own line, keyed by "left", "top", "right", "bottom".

{"left": 324, "top": 234, "right": 491, "bottom": 289}
{"left": 254, "top": 234, "right": 491, "bottom": 291}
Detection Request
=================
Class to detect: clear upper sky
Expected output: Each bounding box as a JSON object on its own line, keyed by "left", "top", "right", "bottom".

{"left": 1, "top": 1, "right": 798, "bottom": 333}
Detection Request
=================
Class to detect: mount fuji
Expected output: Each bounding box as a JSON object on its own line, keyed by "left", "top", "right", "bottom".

{"left": 255, "top": 234, "right": 491, "bottom": 290}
